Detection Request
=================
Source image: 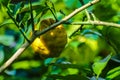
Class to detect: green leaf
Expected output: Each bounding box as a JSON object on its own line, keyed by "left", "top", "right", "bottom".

{"left": 0, "top": 0, "right": 10, "bottom": 6}
{"left": 106, "top": 66, "right": 120, "bottom": 79}
{"left": 21, "top": 13, "right": 30, "bottom": 23}
{"left": 50, "top": 63, "right": 90, "bottom": 72}
{"left": 0, "top": 75, "right": 4, "bottom": 80}
{"left": 47, "top": 74, "right": 89, "bottom": 80}
{"left": 102, "top": 27, "right": 120, "bottom": 53}
{"left": 0, "top": 19, "right": 14, "bottom": 28}
{"left": 63, "top": 0, "right": 80, "bottom": 9}
{"left": 81, "top": 29, "right": 102, "bottom": 40}
{"left": 19, "top": 4, "right": 47, "bottom": 13}
{"left": 67, "top": 68, "right": 79, "bottom": 75}
{"left": 0, "top": 35, "right": 14, "bottom": 46}
{"left": 92, "top": 54, "right": 111, "bottom": 79}
{"left": 12, "top": 60, "right": 41, "bottom": 69}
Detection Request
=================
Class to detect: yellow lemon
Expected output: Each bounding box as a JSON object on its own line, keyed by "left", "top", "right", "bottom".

{"left": 31, "top": 18, "right": 67, "bottom": 58}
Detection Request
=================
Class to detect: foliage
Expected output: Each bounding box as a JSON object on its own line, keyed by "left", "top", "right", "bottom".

{"left": 92, "top": 54, "right": 111, "bottom": 79}
{"left": 0, "top": 0, "right": 120, "bottom": 80}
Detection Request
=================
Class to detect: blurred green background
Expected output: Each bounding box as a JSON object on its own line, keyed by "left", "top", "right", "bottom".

{"left": 0, "top": 0, "right": 120, "bottom": 80}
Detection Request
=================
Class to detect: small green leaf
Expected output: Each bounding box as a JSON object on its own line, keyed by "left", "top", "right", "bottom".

{"left": 0, "top": 35, "right": 14, "bottom": 46}
{"left": 92, "top": 54, "right": 111, "bottom": 79}
{"left": 0, "top": 19, "right": 14, "bottom": 28}
{"left": 106, "top": 66, "right": 120, "bottom": 79}
{"left": 21, "top": 13, "right": 30, "bottom": 23}
{"left": 12, "top": 60, "right": 41, "bottom": 69}
{"left": 67, "top": 68, "right": 79, "bottom": 75}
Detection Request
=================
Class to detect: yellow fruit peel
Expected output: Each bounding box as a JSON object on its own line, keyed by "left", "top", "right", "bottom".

{"left": 31, "top": 18, "right": 67, "bottom": 58}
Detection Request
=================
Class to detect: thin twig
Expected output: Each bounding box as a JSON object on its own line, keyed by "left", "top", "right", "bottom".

{"left": 69, "top": 16, "right": 86, "bottom": 38}
{"left": 45, "top": 1, "right": 58, "bottom": 22}
{"left": 70, "top": 21, "right": 120, "bottom": 28}
{"left": 0, "top": 0, "right": 100, "bottom": 73}
{"left": 85, "top": 9, "right": 91, "bottom": 20}
{"left": 49, "top": 8, "right": 58, "bottom": 21}
{"left": 51, "top": 1, "right": 58, "bottom": 22}
{"left": 90, "top": 12, "right": 97, "bottom": 20}
{"left": 7, "top": 10, "right": 30, "bottom": 42}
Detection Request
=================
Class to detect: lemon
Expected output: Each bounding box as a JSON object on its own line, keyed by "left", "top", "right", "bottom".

{"left": 31, "top": 18, "right": 67, "bottom": 58}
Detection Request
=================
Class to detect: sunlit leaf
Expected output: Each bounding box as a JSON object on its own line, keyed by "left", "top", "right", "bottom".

{"left": 67, "top": 68, "right": 79, "bottom": 75}
{"left": 92, "top": 54, "right": 111, "bottom": 79}
{"left": 12, "top": 60, "right": 41, "bottom": 69}
{"left": 0, "top": 19, "right": 14, "bottom": 28}
{"left": 106, "top": 66, "right": 120, "bottom": 79}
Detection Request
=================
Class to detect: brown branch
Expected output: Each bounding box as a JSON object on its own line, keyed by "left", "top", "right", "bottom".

{"left": 0, "top": 0, "right": 100, "bottom": 73}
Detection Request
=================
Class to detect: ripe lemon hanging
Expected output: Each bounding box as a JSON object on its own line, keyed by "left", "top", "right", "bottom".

{"left": 31, "top": 18, "right": 67, "bottom": 58}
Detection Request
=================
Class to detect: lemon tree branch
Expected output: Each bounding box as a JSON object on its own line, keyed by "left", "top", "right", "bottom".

{"left": 71, "top": 21, "right": 120, "bottom": 28}
{"left": 35, "top": 0, "right": 100, "bottom": 37}
{"left": 69, "top": 20, "right": 120, "bottom": 38}
{"left": 0, "top": 0, "right": 100, "bottom": 73}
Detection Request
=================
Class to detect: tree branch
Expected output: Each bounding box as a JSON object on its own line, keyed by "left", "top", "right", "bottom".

{"left": 69, "top": 20, "right": 120, "bottom": 38}
{"left": 70, "top": 21, "right": 120, "bottom": 28}
{"left": 35, "top": 0, "right": 100, "bottom": 37}
{"left": 0, "top": 0, "right": 100, "bottom": 73}
{"left": 0, "top": 42, "right": 30, "bottom": 72}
